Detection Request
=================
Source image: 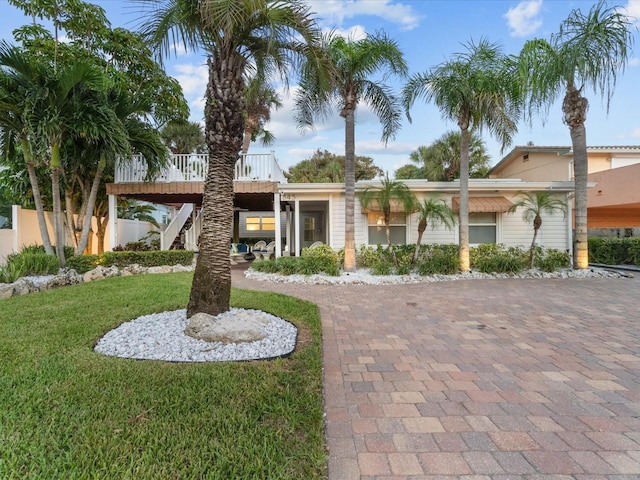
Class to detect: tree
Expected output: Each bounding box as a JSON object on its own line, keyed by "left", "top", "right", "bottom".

{"left": 394, "top": 164, "right": 423, "bottom": 180}
{"left": 242, "top": 76, "right": 282, "bottom": 154}
{"left": 296, "top": 32, "right": 407, "bottom": 273}
{"left": 0, "top": 43, "right": 54, "bottom": 254}
{"left": 412, "top": 198, "right": 455, "bottom": 264}
{"left": 161, "top": 120, "right": 206, "bottom": 154}
{"left": 141, "top": 0, "right": 327, "bottom": 317}
{"left": 508, "top": 191, "right": 567, "bottom": 269}
{"left": 408, "top": 131, "right": 490, "bottom": 181}
{"left": 286, "top": 149, "right": 383, "bottom": 183}
{"left": 3, "top": 1, "right": 186, "bottom": 263}
{"left": 403, "top": 39, "right": 521, "bottom": 272}
{"left": 517, "top": 1, "right": 633, "bottom": 269}
{"left": 118, "top": 199, "right": 160, "bottom": 228}
{"left": 359, "top": 174, "right": 416, "bottom": 266}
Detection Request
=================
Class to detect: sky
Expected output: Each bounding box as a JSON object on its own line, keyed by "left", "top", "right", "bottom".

{"left": 1, "top": 0, "right": 640, "bottom": 175}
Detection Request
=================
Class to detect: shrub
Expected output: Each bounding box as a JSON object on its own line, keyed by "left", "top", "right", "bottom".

{"left": 416, "top": 244, "right": 459, "bottom": 275}
{"left": 0, "top": 251, "right": 60, "bottom": 283}
{"left": 588, "top": 237, "right": 640, "bottom": 266}
{"left": 101, "top": 250, "right": 194, "bottom": 268}
{"left": 471, "top": 244, "right": 527, "bottom": 274}
{"left": 250, "top": 255, "right": 339, "bottom": 276}
{"left": 65, "top": 254, "right": 104, "bottom": 273}
{"left": 535, "top": 248, "right": 571, "bottom": 272}
{"left": 356, "top": 245, "right": 381, "bottom": 268}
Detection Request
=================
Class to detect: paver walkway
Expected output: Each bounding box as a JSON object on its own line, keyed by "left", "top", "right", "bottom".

{"left": 233, "top": 268, "right": 640, "bottom": 479}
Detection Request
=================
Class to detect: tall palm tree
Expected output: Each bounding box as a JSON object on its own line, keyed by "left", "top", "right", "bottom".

{"left": 517, "top": 1, "right": 633, "bottom": 269}
{"left": 410, "top": 131, "right": 490, "bottom": 181}
{"left": 296, "top": 31, "right": 408, "bottom": 272}
{"left": 403, "top": 38, "right": 521, "bottom": 272}
{"left": 140, "top": 0, "right": 326, "bottom": 317}
{"left": 359, "top": 175, "right": 416, "bottom": 266}
{"left": 0, "top": 42, "right": 54, "bottom": 254}
{"left": 508, "top": 191, "right": 567, "bottom": 269}
{"left": 412, "top": 198, "right": 456, "bottom": 264}
{"left": 242, "top": 76, "right": 282, "bottom": 154}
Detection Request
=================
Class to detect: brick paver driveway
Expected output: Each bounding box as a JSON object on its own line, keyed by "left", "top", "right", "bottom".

{"left": 233, "top": 268, "right": 640, "bottom": 479}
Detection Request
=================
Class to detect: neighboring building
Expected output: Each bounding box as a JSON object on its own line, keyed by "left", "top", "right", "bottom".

{"left": 105, "top": 152, "right": 574, "bottom": 257}
{"left": 489, "top": 145, "right": 640, "bottom": 232}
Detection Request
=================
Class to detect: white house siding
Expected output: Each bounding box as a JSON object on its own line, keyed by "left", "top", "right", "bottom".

{"left": 330, "top": 194, "right": 344, "bottom": 249}
{"left": 500, "top": 195, "right": 569, "bottom": 251}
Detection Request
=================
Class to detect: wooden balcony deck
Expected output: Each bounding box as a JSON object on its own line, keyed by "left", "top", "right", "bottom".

{"left": 107, "top": 152, "right": 285, "bottom": 205}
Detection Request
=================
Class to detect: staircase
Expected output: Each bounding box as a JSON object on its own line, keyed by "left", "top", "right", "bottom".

{"left": 160, "top": 203, "right": 194, "bottom": 250}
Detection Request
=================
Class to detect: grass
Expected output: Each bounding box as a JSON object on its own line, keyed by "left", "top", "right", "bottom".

{"left": 0, "top": 272, "right": 325, "bottom": 479}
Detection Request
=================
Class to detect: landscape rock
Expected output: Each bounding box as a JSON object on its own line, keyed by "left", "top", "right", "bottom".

{"left": 171, "top": 264, "right": 192, "bottom": 273}
{"left": 184, "top": 312, "right": 268, "bottom": 344}
{"left": 0, "top": 283, "right": 14, "bottom": 299}
{"left": 83, "top": 265, "right": 120, "bottom": 282}
{"left": 147, "top": 265, "right": 172, "bottom": 274}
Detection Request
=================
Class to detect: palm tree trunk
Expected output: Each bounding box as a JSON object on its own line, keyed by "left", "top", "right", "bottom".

{"left": 529, "top": 227, "right": 539, "bottom": 269}
{"left": 77, "top": 155, "right": 105, "bottom": 255}
{"left": 187, "top": 54, "right": 244, "bottom": 318}
{"left": 21, "top": 138, "right": 53, "bottom": 255}
{"left": 564, "top": 86, "right": 589, "bottom": 269}
{"left": 50, "top": 142, "right": 65, "bottom": 266}
{"left": 65, "top": 187, "right": 79, "bottom": 250}
{"left": 412, "top": 220, "right": 427, "bottom": 264}
{"left": 343, "top": 106, "right": 356, "bottom": 272}
{"left": 458, "top": 127, "right": 471, "bottom": 272}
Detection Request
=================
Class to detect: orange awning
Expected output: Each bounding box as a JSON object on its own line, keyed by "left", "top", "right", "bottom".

{"left": 360, "top": 199, "right": 419, "bottom": 214}
{"left": 452, "top": 196, "right": 512, "bottom": 213}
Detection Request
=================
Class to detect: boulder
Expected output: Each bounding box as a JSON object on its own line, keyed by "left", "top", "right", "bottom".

{"left": 184, "top": 312, "right": 268, "bottom": 344}
{"left": 171, "top": 264, "right": 192, "bottom": 273}
{"left": 83, "top": 265, "right": 120, "bottom": 283}
{"left": 0, "top": 283, "right": 14, "bottom": 300}
{"left": 147, "top": 265, "right": 172, "bottom": 274}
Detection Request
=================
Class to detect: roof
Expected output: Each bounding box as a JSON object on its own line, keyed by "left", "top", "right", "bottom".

{"left": 489, "top": 145, "right": 640, "bottom": 176}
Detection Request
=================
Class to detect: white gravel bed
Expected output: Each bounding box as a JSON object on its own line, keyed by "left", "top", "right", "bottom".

{"left": 95, "top": 308, "right": 297, "bottom": 363}
{"left": 244, "top": 266, "right": 625, "bottom": 285}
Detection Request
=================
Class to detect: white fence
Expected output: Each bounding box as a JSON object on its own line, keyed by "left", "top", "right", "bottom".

{"left": 0, "top": 206, "right": 158, "bottom": 265}
{"left": 115, "top": 151, "right": 287, "bottom": 183}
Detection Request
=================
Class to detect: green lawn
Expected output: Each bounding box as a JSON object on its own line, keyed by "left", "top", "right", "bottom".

{"left": 0, "top": 272, "right": 325, "bottom": 479}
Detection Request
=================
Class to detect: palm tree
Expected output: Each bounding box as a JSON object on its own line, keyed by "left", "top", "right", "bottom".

{"left": 140, "top": 0, "right": 326, "bottom": 317}
{"left": 412, "top": 198, "right": 456, "bottom": 264}
{"left": 0, "top": 42, "right": 54, "bottom": 254}
{"left": 296, "top": 31, "right": 408, "bottom": 273}
{"left": 517, "top": 1, "right": 633, "bottom": 269}
{"left": 359, "top": 175, "right": 416, "bottom": 266}
{"left": 508, "top": 191, "right": 567, "bottom": 269}
{"left": 409, "top": 131, "right": 490, "bottom": 181}
{"left": 403, "top": 38, "right": 521, "bottom": 272}
{"left": 161, "top": 120, "right": 206, "bottom": 154}
{"left": 242, "top": 76, "right": 282, "bottom": 154}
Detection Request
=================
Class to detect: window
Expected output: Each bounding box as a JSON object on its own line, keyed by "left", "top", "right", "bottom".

{"left": 469, "top": 212, "right": 496, "bottom": 244}
{"left": 246, "top": 216, "right": 275, "bottom": 232}
{"left": 367, "top": 212, "right": 407, "bottom": 245}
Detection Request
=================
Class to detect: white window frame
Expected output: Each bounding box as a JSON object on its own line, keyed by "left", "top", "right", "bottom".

{"left": 468, "top": 212, "right": 501, "bottom": 245}
{"left": 365, "top": 212, "right": 409, "bottom": 246}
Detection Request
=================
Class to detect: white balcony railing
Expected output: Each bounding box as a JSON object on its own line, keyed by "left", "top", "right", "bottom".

{"left": 115, "top": 151, "right": 287, "bottom": 184}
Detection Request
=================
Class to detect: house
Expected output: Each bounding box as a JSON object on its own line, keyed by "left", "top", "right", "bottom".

{"left": 105, "top": 152, "right": 574, "bottom": 257}
{"left": 489, "top": 145, "right": 640, "bottom": 233}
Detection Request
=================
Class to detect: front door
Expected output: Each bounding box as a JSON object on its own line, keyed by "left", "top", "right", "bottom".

{"left": 301, "top": 212, "right": 325, "bottom": 248}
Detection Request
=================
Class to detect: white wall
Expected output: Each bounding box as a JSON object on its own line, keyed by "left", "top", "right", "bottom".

{"left": 1, "top": 206, "right": 158, "bottom": 263}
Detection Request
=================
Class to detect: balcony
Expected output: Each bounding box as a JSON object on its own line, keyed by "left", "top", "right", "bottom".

{"left": 115, "top": 151, "right": 287, "bottom": 184}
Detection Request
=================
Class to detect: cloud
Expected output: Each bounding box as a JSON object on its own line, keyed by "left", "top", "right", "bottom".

{"left": 504, "top": 0, "right": 543, "bottom": 38}
{"left": 307, "top": 0, "right": 422, "bottom": 31}
{"left": 329, "top": 25, "right": 367, "bottom": 41}
{"left": 620, "top": 0, "right": 640, "bottom": 25}
{"left": 630, "top": 127, "right": 640, "bottom": 138}
{"left": 630, "top": 57, "right": 640, "bottom": 67}
{"left": 354, "top": 140, "right": 417, "bottom": 156}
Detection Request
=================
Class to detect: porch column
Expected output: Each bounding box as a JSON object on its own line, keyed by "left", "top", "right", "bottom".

{"left": 285, "top": 204, "right": 292, "bottom": 256}
{"left": 274, "top": 193, "right": 281, "bottom": 258}
{"left": 108, "top": 194, "right": 118, "bottom": 251}
{"left": 294, "top": 199, "right": 300, "bottom": 256}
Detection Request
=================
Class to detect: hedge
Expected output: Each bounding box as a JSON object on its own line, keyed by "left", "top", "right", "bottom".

{"left": 66, "top": 250, "right": 195, "bottom": 273}
{"left": 588, "top": 237, "right": 640, "bottom": 266}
